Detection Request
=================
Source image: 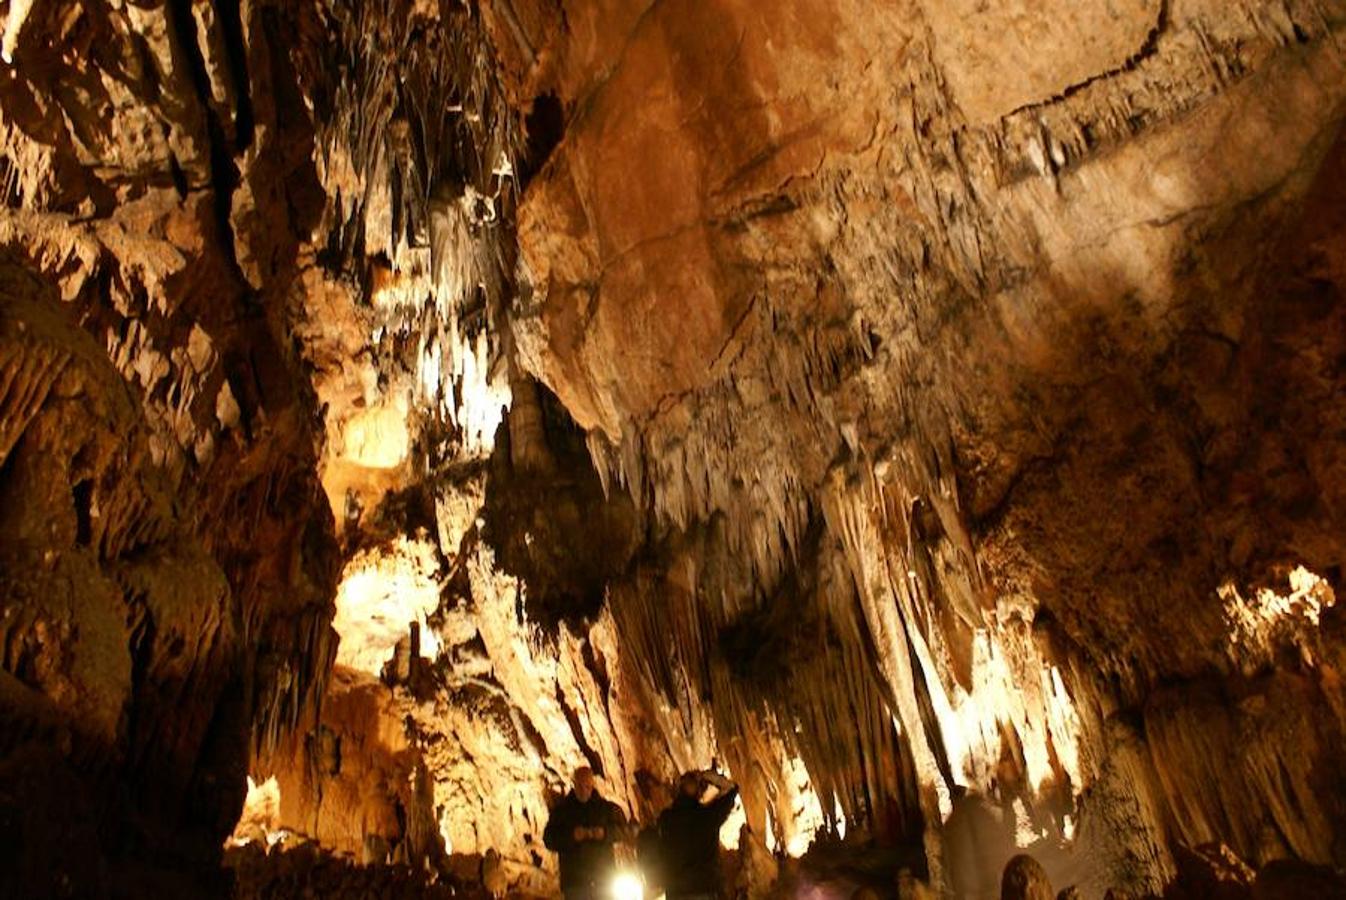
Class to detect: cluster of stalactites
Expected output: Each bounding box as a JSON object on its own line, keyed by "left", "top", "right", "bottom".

{"left": 603, "top": 465, "right": 1088, "bottom": 872}
{"left": 308, "top": 0, "right": 521, "bottom": 463}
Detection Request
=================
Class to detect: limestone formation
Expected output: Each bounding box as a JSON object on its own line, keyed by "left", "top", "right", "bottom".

{"left": 2, "top": 0, "right": 1346, "bottom": 898}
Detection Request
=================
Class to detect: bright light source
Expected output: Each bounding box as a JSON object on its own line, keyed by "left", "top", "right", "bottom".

{"left": 611, "top": 871, "right": 643, "bottom": 900}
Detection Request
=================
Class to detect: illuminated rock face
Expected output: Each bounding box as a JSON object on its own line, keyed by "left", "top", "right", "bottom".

{"left": 488, "top": 0, "right": 1346, "bottom": 892}
{"left": 2, "top": 0, "right": 1346, "bottom": 898}
{"left": 0, "top": 1, "right": 341, "bottom": 889}
{"left": 331, "top": 538, "right": 443, "bottom": 675}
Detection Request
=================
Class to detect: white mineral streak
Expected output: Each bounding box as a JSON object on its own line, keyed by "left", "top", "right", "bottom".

{"left": 1219, "top": 566, "right": 1336, "bottom": 673}
{"left": 783, "top": 758, "right": 827, "bottom": 858}
{"left": 1224, "top": 565, "right": 1336, "bottom": 632}
{"left": 1, "top": 0, "right": 38, "bottom": 64}
{"left": 444, "top": 318, "right": 510, "bottom": 455}
{"left": 227, "top": 776, "right": 285, "bottom": 848}
{"left": 365, "top": 265, "right": 511, "bottom": 461}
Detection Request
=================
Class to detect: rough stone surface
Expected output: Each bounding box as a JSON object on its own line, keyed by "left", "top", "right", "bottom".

{"left": 0, "top": 0, "right": 340, "bottom": 891}
{"left": 494, "top": 0, "right": 1346, "bottom": 891}
{"left": 3, "top": 0, "right": 1346, "bottom": 898}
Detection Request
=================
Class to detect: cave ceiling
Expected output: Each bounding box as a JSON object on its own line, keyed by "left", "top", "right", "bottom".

{"left": 1, "top": 0, "right": 1346, "bottom": 897}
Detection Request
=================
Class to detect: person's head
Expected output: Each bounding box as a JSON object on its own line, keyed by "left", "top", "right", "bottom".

{"left": 573, "top": 767, "right": 596, "bottom": 802}
{"left": 678, "top": 771, "right": 702, "bottom": 799}
{"left": 1001, "top": 854, "right": 1053, "bottom": 900}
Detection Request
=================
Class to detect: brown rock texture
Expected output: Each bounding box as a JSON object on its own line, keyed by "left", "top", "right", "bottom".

{"left": 226, "top": 841, "right": 489, "bottom": 900}
{"left": 3, "top": 0, "right": 1346, "bottom": 897}
{"left": 491, "top": 0, "right": 1346, "bottom": 891}
{"left": 0, "top": 0, "right": 340, "bottom": 892}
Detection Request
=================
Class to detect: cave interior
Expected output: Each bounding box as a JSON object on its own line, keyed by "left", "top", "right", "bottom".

{"left": 2, "top": 0, "right": 1346, "bottom": 898}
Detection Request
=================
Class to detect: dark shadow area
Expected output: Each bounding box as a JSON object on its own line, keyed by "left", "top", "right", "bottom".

{"left": 519, "top": 93, "right": 565, "bottom": 186}
{"left": 481, "top": 380, "right": 641, "bottom": 633}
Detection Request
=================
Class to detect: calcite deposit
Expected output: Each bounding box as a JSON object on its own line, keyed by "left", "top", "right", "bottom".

{"left": 2, "top": 0, "right": 1346, "bottom": 898}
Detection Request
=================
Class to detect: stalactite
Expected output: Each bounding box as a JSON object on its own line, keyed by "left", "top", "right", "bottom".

{"left": 3, "top": 0, "right": 1346, "bottom": 896}
{"left": 0, "top": 0, "right": 37, "bottom": 65}
{"left": 0, "top": 339, "right": 67, "bottom": 465}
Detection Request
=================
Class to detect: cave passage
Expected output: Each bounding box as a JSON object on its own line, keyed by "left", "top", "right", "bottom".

{"left": 2, "top": 1, "right": 1346, "bottom": 899}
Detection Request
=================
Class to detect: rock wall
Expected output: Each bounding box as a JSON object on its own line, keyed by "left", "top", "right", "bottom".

{"left": 486, "top": 0, "right": 1346, "bottom": 892}
{"left": 0, "top": 0, "right": 340, "bottom": 893}
{"left": 4, "top": 0, "right": 1346, "bottom": 897}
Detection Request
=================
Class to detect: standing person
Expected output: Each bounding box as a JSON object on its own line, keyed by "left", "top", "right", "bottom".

{"left": 656, "top": 768, "right": 740, "bottom": 899}
{"left": 543, "top": 767, "right": 630, "bottom": 900}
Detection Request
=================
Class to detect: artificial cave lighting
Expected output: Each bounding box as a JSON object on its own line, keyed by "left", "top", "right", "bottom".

{"left": 1250, "top": 564, "right": 1334, "bottom": 627}
{"left": 5, "top": 3, "right": 1346, "bottom": 899}
{"left": 719, "top": 793, "right": 747, "bottom": 850}
{"left": 1219, "top": 564, "right": 1337, "bottom": 665}
{"left": 610, "top": 870, "right": 643, "bottom": 900}
{"left": 942, "top": 628, "right": 1086, "bottom": 816}
{"left": 783, "top": 758, "right": 828, "bottom": 859}
{"left": 441, "top": 323, "right": 510, "bottom": 457}
{"left": 1013, "top": 798, "right": 1044, "bottom": 849}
